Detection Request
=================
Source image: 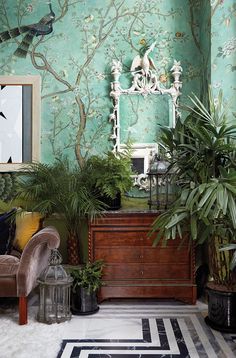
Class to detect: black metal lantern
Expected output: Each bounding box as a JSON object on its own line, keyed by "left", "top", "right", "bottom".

{"left": 147, "top": 154, "right": 172, "bottom": 210}
{"left": 37, "top": 249, "right": 73, "bottom": 324}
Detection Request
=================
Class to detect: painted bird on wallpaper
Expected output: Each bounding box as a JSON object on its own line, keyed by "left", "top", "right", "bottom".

{"left": 131, "top": 42, "right": 157, "bottom": 77}
{"left": 0, "top": 3, "right": 55, "bottom": 58}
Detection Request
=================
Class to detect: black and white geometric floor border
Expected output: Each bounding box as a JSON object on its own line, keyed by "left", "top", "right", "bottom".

{"left": 57, "top": 305, "right": 236, "bottom": 358}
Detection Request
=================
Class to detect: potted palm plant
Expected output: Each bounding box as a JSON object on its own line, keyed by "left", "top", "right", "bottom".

{"left": 150, "top": 88, "right": 236, "bottom": 332}
{"left": 82, "top": 149, "right": 134, "bottom": 210}
{"left": 15, "top": 159, "right": 106, "bottom": 265}
{"left": 68, "top": 260, "right": 104, "bottom": 315}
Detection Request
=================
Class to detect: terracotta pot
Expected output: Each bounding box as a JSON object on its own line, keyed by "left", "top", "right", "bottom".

{"left": 205, "top": 283, "right": 236, "bottom": 333}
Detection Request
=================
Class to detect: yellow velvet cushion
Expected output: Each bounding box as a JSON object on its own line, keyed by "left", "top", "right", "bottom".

{"left": 13, "top": 211, "right": 43, "bottom": 251}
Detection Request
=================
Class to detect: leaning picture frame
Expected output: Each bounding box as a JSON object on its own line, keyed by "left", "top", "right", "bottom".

{"left": 0, "top": 75, "right": 41, "bottom": 171}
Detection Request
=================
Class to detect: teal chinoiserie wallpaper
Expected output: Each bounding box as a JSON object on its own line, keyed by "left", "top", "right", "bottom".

{"left": 211, "top": 0, "right": 236, "bottom": 115}
{"left": 0, "top": 0, "right": 235, "bottom": 166}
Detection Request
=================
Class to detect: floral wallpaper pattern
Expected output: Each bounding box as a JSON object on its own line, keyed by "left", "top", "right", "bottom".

{"left": 211, "top": 0, "right": 236, "bottom": 113}
{"left": 0, "top": 0, "right": 235, "bottom": 166}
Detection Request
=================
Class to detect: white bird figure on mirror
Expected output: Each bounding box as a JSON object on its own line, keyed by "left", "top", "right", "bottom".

{"left": 131, "top": 42, "right": 157, "bottom": 77}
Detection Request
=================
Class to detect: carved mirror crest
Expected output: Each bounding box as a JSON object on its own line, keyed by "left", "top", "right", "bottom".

{"left": 109, "top": 42, "right": 182, "bottom": 191}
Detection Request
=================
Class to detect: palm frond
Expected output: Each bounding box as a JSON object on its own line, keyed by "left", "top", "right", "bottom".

{"left": 15, "top": 159, "right": 106, "bottom": 237}
{"left": 150, "top": 89, "right": 236, "bottom": 286}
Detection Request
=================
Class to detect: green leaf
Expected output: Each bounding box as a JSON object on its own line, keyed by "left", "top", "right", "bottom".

{"left": 185, "top": 187, "right": 199, "bottom": 210}
{"left": 230, "top": 253, "right": 236, "bottom": 270}
{"left": 219, "top": 244, "right": 236, "bottom": 251}
{"left": 199, "top": 190, "right": 217, "bottom": 218}
{"left": 197, "top": 225, "right": 211, "bottom": 244}
{"left": 177, "top": 223, "right": 183, "bottom": 239}
{"left": 171, "top": 224, "right": 176, "bottom": 240}
{"left": 222, "top": 187, "right": 228, "bottom": 215}
{"left": 180, "top": 188, "right": 190, "bottom": 204}
{"left": 190, "top": 214, "right": 197, "bottom": 240}
{"left": 188, "top": 95, "right": 212, "bottom": 122}
{"left": 224, "top": 182, "right": 236, "bottom": 195}
{"left": 228, "top": 193, "right": 236, "bottom": 228}
{"left": 152, "top": 230, "right": 163, "bottom": 247}
{"left": 165, "top": 212, "right": 188, "bottom": 229}
{"left": 216, "top": 184, "right": 224, "bottom": 209}
{"left": 198, "top": 185, "right": 215, "bottom": 208}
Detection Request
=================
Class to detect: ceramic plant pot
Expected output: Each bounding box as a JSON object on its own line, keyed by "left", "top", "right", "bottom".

{"left": 205, "top": 284, "right": 236, "bottom": 333}
{"left": 71, "top": 287, "right": 99, "bottom": 315}
{"left": 99, "top": 192, "right": 121, "bottom": 210}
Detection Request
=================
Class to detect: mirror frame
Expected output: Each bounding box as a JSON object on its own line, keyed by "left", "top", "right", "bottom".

{"left": 109, "top": 47, "right": 182, "bottom": 190}
{"left": 0, "top": 75, "right": 41, "bottom": 172}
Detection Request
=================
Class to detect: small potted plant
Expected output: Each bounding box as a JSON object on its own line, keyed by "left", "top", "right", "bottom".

{"left": 69, "top": 260, "right": 104, "bottom": 315}
{"left": 82, "top": 149, "right": 134, "bottom": 210}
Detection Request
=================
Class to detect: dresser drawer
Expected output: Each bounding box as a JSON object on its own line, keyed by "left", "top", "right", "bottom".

{"left": 95, "top": 247, "right": 142, "bottom": 263}
{"left": 141, "top": 264, "right": 191, "bottom": 279}
{"left": 103, "top": 263, "right": 191, "bottom": 280}
{"left": 91, "top": 213, "right": 157, "bottom": 226}
{"left": 103, "top": 264, "right": 142, "bottom": 279}
{"left": 142, "top": 247, "right": 191, "bottom": 263}
{"left": 94, "top": 246, "right": 190, "bottom": 264}
{"left": 91, "top": 230, "right": 189, "bottom": 248}
{"left": 92, "top": 230, "right": 149, "bottom": 246}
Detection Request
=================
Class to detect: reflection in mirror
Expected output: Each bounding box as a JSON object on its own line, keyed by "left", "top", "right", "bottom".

{"left": 109, "top": 44, "right": 182, "bottom": 191}
{"left": 119, "top": 95, "right": 172, "bottom": 144}
{"left": 0, "top": 76, "right": 41, "bottom": 171}
{"left": 120, "top": 143, "right": 158, "bottom": 192}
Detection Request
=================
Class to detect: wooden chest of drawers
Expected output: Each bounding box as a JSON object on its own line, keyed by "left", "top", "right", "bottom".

{"left": 89, "top": 211, "right": 196, "bottom": 304}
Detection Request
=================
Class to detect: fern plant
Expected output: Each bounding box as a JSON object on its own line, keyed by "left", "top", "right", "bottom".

{"left": 69, "top": 260, "right": 104, "bottom": 293}
{"left": 82, "top": 150, "right": 134, "bottom": 200}
{"left": 150, "top": 88, "right": 236, "bottom": 290}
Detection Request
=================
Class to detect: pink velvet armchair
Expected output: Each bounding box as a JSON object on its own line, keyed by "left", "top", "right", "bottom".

{"left": 0, "top": 226, "right": 60, "bottom": 325}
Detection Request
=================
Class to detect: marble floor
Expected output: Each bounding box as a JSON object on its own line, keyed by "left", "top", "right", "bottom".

{"left": 57, "top": 300, "right": 236, "bottom": 358}
{"left": 0, "top": 297, "right": 236, "bottom": 358}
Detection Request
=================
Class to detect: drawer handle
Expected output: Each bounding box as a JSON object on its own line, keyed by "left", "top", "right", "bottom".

{"left": 139, "top": 255, "right": 143, "bottom": 259}
{"left": 140, "top": 270, "right": 144, "bottom": 275}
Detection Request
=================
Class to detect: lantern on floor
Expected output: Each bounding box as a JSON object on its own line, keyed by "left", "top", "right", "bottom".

{"left": 37, "top": 249, "right": 73, "bottom": 324}
{"left": 147, "top": 154, "right": 172, "bottom": 210}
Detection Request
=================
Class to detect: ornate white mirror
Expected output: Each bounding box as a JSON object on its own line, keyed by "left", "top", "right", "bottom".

{"left": 0, "top": 75, "right": 41, "bottom": 171}
{"left": 109, "top": 43, "right": 182, "bottom": 191}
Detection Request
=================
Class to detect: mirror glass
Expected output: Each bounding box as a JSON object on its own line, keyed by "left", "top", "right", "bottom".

{"left": 119, "top": 95, "right": 172, "bottom": 144}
